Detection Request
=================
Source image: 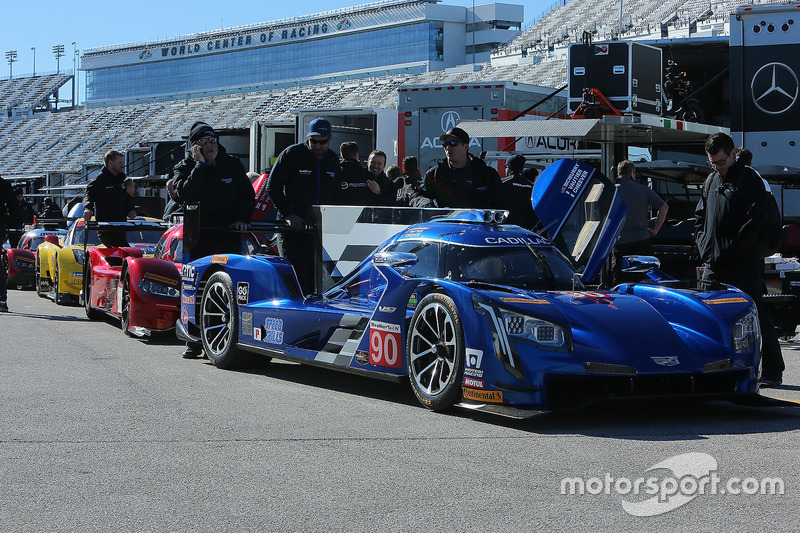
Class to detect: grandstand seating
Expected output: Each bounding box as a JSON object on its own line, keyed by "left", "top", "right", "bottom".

{"left": 0, "top": 0, "right": 778, "bottom": 178}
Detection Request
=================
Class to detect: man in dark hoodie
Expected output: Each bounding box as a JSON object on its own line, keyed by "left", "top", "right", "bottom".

{"left": 83, "top": 150, "right": 137, "bottom": 247}
{"left": 695, "top": 132, "right": 784, "bottom": 386}
{"left": 172, "top": 122, "right": 255, "bottom": 359}
{"left": 0, "top": 172, "right": 23, "bottom": 312}
{"left": 395, "top": 156, "right": 431, "bottom": 207}
{"left": 422, "top": 127, "right": 504, "bottom": 209}
{"left": 172, "top": 122, "right": 255, "bottom": 260}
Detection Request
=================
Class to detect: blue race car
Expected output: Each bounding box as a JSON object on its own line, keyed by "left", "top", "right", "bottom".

{"left": 177, "top": 159, "right": 768, "bottom": 417}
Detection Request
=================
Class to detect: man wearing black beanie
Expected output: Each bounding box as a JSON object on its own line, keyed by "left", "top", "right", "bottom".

{"left": 172, "top": 121, "right": 255, "bottom": 358}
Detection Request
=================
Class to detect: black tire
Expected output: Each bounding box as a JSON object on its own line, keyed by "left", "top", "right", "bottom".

{"left": 35, "top": 257, "right": 46, "bottom": 298}
{"left": 83, "top": 268, "right": 101, "bottom": 319}
{"left": 120, "top": 275, "right": 133, "bottom": 336}
{"left": 406, "top": 293, "right": 465, "bottom": 411}
{"left": 54, "top": 262, "right": 68, "bottom": 305}
{"left": 200, "top": 272, "right": 242, "bottom": 369}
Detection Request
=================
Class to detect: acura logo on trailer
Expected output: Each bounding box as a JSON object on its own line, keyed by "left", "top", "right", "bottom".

{"left": 441, "top": 111, "right": 461, "bottom": 132}
{"left": 750, "top": 62, "right": 799, "bottom": 115}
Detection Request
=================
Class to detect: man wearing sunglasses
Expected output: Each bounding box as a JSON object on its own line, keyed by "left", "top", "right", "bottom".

{"left": 172, "top": 121, "right": 255, "bottom": 358}
{"left": 422, "top": 127, "right": 504, "bottom": 209}
{"left": 695, "top": 132, "right": 784, "bottom": 386}
{"left": 267, "top": 117, "right": 340, "bottom": 294}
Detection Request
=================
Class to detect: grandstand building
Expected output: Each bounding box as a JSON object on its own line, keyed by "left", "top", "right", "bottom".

{"left": 80, "top": 0, "right": 524, "bottom": 105}
{"left": 0, "top": 0, "right": 790, "bottom": 199}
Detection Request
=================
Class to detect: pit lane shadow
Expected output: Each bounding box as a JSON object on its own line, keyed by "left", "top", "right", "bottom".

{"left": 2, "top": 310, "right": 88, "bottom": 322}
{"left": 187, "top": 354, "right": 800, "bottom": 439}
{"left": 466, "top": 399, "right": 800, "bottom": 440}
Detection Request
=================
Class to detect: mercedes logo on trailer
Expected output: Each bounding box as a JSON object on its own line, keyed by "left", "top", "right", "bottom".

{"left": 750, "top": 62, "right": 799, "bottom": 115}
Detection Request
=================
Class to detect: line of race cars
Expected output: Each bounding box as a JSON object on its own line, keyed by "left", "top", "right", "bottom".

{"left": 4, "top": 158, "right": 796, "bottom": 418}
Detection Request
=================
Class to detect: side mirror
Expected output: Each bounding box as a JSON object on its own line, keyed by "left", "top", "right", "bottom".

{"left": 621, "top": 255, "right": 660, "bottom": 273}
{"left": 372, "top": 251, "right": 419, "bottom": 271}
{"left": 44, "top": 234, "right": 61, "bottom": 248}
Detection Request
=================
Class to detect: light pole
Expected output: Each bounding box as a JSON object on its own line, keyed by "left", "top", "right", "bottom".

{"left": 5, "top": 50, "right": 17, "bottom": 78}
{"left": 52, "top": 44, "right": 65, "bottom": 74}
{"left": 71, "top": 42, "right": 77, "bottom": 107}
{"left": 31, "top": 46, "right": 35, "bottom": 76}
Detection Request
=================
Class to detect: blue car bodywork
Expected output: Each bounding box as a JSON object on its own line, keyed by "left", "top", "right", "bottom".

{"left": 177, "top": 159, "right": 769, "bottom": 417}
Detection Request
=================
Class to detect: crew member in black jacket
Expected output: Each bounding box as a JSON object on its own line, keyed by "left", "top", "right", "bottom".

{"left": 172, "top": 122, "right": 255, "bottom": 359}
{"left": 695, "top": 132, "right": 784, "bottom": 386}
{"left": 267, "top": 117, "right": 340, "bottom": 294}
{"left": 1, "top": 173, "right": 23, "bottom": 312}
{"left": 83, "top": 150, "right": 137, "bottom": 247}
{"left": 422, "top": 127, "right": 504, "bottom": 209}
{"left": 333, "top": 141, "right": 374, "bottom": 205}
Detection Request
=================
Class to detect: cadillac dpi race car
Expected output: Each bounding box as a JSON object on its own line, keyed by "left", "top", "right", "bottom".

{"left": 177, "top": 159, "right": 778, "bottom": 417}
{"left": 4, "top": 228, "right": 66, "bottom": 289}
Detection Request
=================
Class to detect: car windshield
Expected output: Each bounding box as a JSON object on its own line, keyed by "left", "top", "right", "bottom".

{"left": 444, "top": 245, "right": 577, "bottom": 290}
{"left": 71, "top": 227, "right": 102, "bottom": 246}
{"left": 126, "top": 230, "right": 162, "bottom": 246}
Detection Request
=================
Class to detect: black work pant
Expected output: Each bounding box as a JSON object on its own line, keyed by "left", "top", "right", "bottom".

{"left": 98, "top": 231, "right": 130, "bottom": 248}
{"left": 703, "top": 262, "right": 785, "bottom": 376}
{"left": 278, "top": 233, "right": 315, "bottom": 295}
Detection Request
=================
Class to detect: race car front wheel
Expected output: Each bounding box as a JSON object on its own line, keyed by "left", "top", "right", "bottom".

{"left": 407, "top": 293, "right": 465, "bottom": 411}
{"left": 201, "top": 271, "right": 242, "bottom": 369}
{"left": 120, "top": 275, "right": 132, "bottom": 336}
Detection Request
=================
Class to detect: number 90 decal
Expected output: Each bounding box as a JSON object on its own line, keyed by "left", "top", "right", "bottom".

{"left": 369, "top": 321, "right": 402, "bottom": 369}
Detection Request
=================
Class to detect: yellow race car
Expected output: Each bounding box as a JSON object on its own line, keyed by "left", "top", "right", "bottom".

{"left": 36, "top": 217, "right": 162, "bottom": 305}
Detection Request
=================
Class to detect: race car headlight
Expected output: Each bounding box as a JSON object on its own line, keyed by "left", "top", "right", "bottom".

{"left": 732, "top": 307, "right": 760, "bottom": 352}
{"left": 72, "top": 249, "right": 85, "bottom": 265}
{"left": 138, "top": 279, "right": 180, "bottom": 298}
{"left": 503, "top": 312, "right": 566, "bottom": 349}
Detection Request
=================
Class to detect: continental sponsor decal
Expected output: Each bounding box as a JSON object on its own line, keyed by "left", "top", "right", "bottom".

{"left": 462, "top": 388, "right": 503, "bottom": 403}
{"left": 499, "top": 296, "right": 549, "bottom": 304}
{"left": 16, "top": 256, "right": 35, "bottom": 264}
{"left": 703, "top": 297, "right": 749, "bottom": 305}
{"left": 210, "top": 255, "right": 229, "bottom": 264}
{"left": 144, "top": 272, "right": 179, "bottom": 286}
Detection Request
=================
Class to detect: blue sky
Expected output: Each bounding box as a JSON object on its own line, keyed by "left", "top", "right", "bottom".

{"left": 0, "top": 0, "right": 555, "bottom": 79}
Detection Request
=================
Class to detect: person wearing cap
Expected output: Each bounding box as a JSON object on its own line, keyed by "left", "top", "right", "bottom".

{"left": 172, "top": 121, "right": 255, "bottom": 358}
{"left": 83, "top": 150, "right": 137, "bottom": 247}
{"left": 502, "top": 154, "right": 539, "bottom": 231}
{"left": 422, "top": 127, "right": 504, "bottom": 209}
{"left": 267, "top": 117, "right": 340, "bottom": 294}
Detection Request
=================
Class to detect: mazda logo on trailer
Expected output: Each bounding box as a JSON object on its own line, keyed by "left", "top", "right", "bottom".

{"left": 750, "top": 62, "right": 799, "bottom": 115}
{"left": 441, "top": 111, "right": 461, "bottom": 132}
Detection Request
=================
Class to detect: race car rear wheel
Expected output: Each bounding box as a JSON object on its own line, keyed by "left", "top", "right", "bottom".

{"left": 35, "top": 257, "right": 46, "bottom": 298}
{"left": 407, "top": 293, "right": 465, "bottom": 411}
{"left": 201, "top": 272, "right": 242, "bottom": 369}
{"left": 83, "top": 269, "right": 101, "bottom": 319}
{"left": 54, "top": 262, "right": 69, "bottom": 306}
{"left": 120, "top": 275, "right": 133, "bottom": 336}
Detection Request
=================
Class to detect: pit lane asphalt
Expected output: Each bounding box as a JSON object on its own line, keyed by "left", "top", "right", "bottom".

{"left": 2, "top": 288, "right": 800, "bottom": 532}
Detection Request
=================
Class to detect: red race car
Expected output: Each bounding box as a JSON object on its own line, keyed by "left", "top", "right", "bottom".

{"left": 84, "top": 222, "right": 263, "bottom": 336}
{"left": 5, "top": 228, "right": 66, "bottom": 289}
{"left": 83, "top": 220, "right": 176, "bottom": 336}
